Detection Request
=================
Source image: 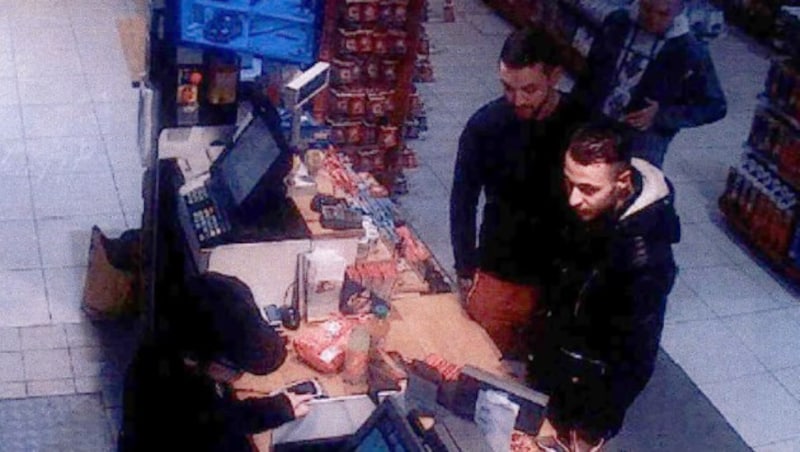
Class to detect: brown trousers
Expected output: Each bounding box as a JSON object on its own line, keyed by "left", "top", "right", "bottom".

{"left": 465, "top": 270, "right": 540, "bottom": 356}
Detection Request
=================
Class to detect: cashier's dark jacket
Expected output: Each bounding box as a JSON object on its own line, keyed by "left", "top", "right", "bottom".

{"left": 527, "top": 158, "right": 680, "bottom": 440}
{"left": 118, "top": 273, "right": 295, "bottom": 452}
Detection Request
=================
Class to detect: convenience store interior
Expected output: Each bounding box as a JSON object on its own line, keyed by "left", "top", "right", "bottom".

{"left": 0, "top": 0, "right": 798, "bottom": 450}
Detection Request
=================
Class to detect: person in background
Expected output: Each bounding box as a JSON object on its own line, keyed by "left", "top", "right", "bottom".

{"left": 119, "top": 272, "right": 312, "bottom": 452}
{"left": 574, "top": 0, "right": 726, "bottom": 167}
{"left": 528, "top": 125, "right": 680, "bottom": 451}
{"left": 450, "top": 27, "right": 585, "bottom": 357}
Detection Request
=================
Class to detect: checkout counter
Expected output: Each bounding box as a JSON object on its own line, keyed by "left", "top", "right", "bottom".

{"left": 145, "top": 93, "right": 546, "bottom": 450}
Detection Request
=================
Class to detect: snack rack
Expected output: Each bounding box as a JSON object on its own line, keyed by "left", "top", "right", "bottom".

{"left": 311, "top": 0, "right": 427, "bottom": 190}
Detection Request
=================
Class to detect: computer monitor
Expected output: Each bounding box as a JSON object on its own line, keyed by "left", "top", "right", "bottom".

{"left": 346, "top": 398, "right": 426, "bottom": 452}
{"left": 215, "top": 114, "right": 281, "bottom": 206}
{"left": 210, "top": 100, "right": 293, "bottom": 224}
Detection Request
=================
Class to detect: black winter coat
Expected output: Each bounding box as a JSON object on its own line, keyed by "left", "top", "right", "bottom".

{"left": 528, "top": 160, "right": 680, "bottom": 439}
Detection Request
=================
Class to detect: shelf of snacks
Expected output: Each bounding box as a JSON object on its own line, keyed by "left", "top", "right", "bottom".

{"left": 309, "top": 0, "right": 428, "bottom": 192}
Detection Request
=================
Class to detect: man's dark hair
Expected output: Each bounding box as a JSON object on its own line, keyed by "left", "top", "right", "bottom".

{"left": 566, "top": 123, "right": 633, "bottom": 166}
{"left": 499, "top": 27, "right": 562, "bottom": 69}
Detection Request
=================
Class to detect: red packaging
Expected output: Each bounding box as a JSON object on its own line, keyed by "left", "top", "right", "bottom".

{"left": 362, "top": 121, "right": 378, "bottom": 145}
{"left": 332, "top": 58, "right": 358, "bottom": 85}
{"left": 293, "top": 318, "right": 359, "bottom": 374}
{"left": 378, "top": 1, "right": 394, "bottom": 25}
{"left": 339, "top": 29, "right": 359, "bottom": 54}
{"left": 356, "top": 29, "right": 374, "bottom": 53}
{"left": 378, "top": 125, "right": 400, "bottom": 149}
{"left": 388, "top": 30, "right": 407, "bottom": 55}
{"left": 362, "top": 1, "right": 379, "bottom": 22}
{"left": 367, "top": 92, "right": 387, "bottom": 121}
{"left": 349, "top": 90, "right": 367, "bottom": 117}
{"left": 372, "top": 31, "right": 389, "bottom": 55}
{"left": 358, "top": 148, "right": 381, "bottom": 172}
{"left": 393, "top": 3, "right": 407, "bottom": 25}
{"left": 365, "top": 58, "right": 381, "bottom": 83}
{"left": 346, "top": 122, "right": 363, "bottom": 144}
{"left": 382, "top": 59, "right": 399, "bottom": 84}
{"left": 329, "top": 89, "right": 352, "bottom": 118}
{"left": 329, "top": 120, "right": 358, "bottom": 145}
{"left": 383, "top": 90, "right": 397, "bottom": 115}
{"left": 341, "top": 1, "right": 361, "bottom": 25}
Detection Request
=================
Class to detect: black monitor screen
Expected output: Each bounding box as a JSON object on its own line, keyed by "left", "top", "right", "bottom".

{"left": 215, "top": 114, "right": 282, "bottom": 208}
{"left": 348, "top": 399, "right": 424, "bottom": 452}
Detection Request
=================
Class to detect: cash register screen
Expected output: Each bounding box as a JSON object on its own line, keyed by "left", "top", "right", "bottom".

{"left": 215, "top": 113, "right": 282, "bottom": 207}
{"left": 348, "top": 400, "right": 424, "bottom": 452}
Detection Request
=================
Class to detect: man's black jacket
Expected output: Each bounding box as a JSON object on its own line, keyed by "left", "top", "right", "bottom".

{"left": 528, "top": 158, "right": 681, "bottom": 439}
{"left": 450, "top": 97, "right": 584, "bottom": 284}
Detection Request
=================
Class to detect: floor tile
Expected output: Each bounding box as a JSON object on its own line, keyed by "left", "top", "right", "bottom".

{"left": 699, "top": 373, "right": 800, "bottom": 447}
{"left": 114, "top": 169, "right": 144, "bottom": 222}
{"left": 671, "top": 181, "right": 715, "bottom": 224}
{"left": 93, "top": 101, "right": 138, "bottom": 137}
{"left": 774, "top": 366, "right": 800, "bottom": 400}
{"left": 104, "top": 134, "right": 143, "bottom": 173}
{"left": 661, "top": 319, "right": 766, "bottom": 384}
{"left": 26, "top": 136, "right": 111, "bottom": 178}
{"left": 741, "top": 264, "right": 800, "bottom": 306}
{"left": 85, "top": 72, "right": 138, "bottom": 103}
{"left": 0, "top": 105, "right": 24, "bottom": 140}
{"left": 20, "top": 324, "right": 67, "bottom": 350}
{"left": 22, "top": 348, "right": 72, "bottom": 381}
{"left": 14, "top": 48, "right": 83, "bottom": 78}
{"left": 0, "top": 53, "right": 14, "bottom": 78}
{"left": 76, "top": 36, "right": 127, "bottom": 70}
{"left": 72, "top": 21, "right": 121, "bottom": 50}
{"left": 0, "top": 220, "right": 40, "bottom": 270}
{"left": 22, "top": 103, "right": 101, "bottom": 138}
{"left": 0, "top": 77, "right": 19, "bottom": 106}
{"left": 0, "top": 269, "right": 50, "bottom": 327}
{"left": 70, "top": 346, "right": 116, "bottom": 378}
{"left": 0, "top": 327, "right": 20, "bottom": 352}
{"left": 680, "top": 266, "right": 786, "bottom": 316}
{"left": 26, "top": 378, "right": 76, "bottom": 397}
{"left": 0, "top": 177, "right": 34, "bottom": 220}
{"left": 721, "top": 309, "right": 800, "bottom": 370}
{"left": 0, "top": 352, "right": 24, "bottom": 382}
{"left": 0, "top": 140, "right": 30, "bottom": 177}
{"left": 12, "top": 26, "right": 77, "bottom": 56}
{"left": 32, "top": 172, "right": 121, "bottom": 218}
{"left": 755, "top": 436, "right": 800, "bottom": 452}
{"left": 672, "top": 223, "right": 734, "bottom": 268}
{"left": 0, "top": 382, "right": 26, "bottom": 399}
{"left": 45, "top": 267, "right": 89, "bottom": 324}
{"left": 36, "top": 214, "right": 127, "bottom": 268}
{"left": 664, "top": 276, "right": 716, "bottom": 324}
{"left": 18, "top": 75, "right": 92, "bottom": 105}
{"left": 64, "top": 322, "right": 103, "bottom": 348}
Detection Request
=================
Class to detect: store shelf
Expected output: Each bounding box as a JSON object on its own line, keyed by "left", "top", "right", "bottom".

{"left": 719, "top": 203, "right": 800, "bottom": 286}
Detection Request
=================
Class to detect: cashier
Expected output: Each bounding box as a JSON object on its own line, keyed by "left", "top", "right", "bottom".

{"left": 119, "top": 273, "right": 312, "bottom": 452}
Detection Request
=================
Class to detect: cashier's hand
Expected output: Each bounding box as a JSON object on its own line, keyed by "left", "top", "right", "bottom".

{"left": 286, "top": 392, "right": 314, "bottom": 418}
{"left": 622, "top": 98, "right": 659, "bottom": 131}
{"left": 457, "top": 276, "right": 474, "bottom": 306}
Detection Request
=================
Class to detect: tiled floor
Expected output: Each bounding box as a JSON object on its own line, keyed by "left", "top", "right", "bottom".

{"left": 0, "top": 0, "right": 145, "bottom": 445}
{"left": 2, "top": 0, "right": 800, "bottom": 450}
